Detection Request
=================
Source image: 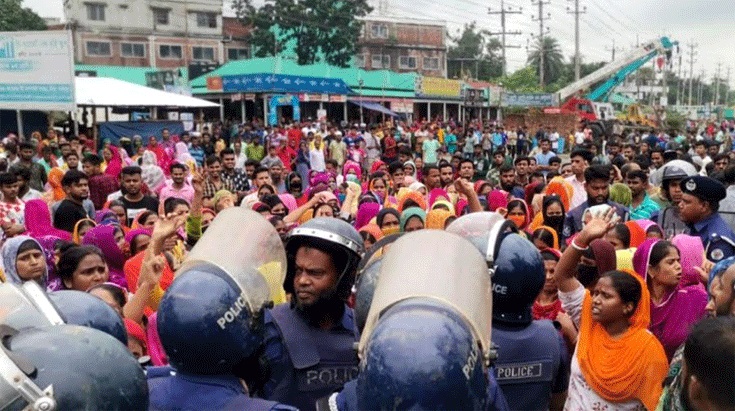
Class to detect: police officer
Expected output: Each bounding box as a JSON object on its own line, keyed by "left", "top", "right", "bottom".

{"left": 651, "top": 165, "right": 693, "bottom": 238}
{"left": 147, "top": 208, "right": 296, "bottom": 411}
{"left": 353, "top": 230, "right": 508, "bottom": 410}
{"left": 679, "top": 175, "right": 735, "bottom": 262}
{"left": 0, "top": 324, "right": 148, "bottom": 410}
{"left": 260, "top": 217, "right": 364, "bottom": 411}
{"left": 448, "top": 212, "right": 568, "bottom": 411}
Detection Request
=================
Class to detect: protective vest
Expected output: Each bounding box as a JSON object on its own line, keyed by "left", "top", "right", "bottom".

{"left": 492, "top": 320, "right": 566, "bottom": 411}
{"left": 266, "top": 304, "right": 359, "bottom": 411}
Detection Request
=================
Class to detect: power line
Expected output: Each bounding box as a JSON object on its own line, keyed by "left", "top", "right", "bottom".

{"left": 488, "top": 0, "right": 522, "bottom": 77}
{"left": 531, "top": 0, "right": 551, "bottom": 86}
{"left": 686, "top": 41, "right": 697, "bottom": 106}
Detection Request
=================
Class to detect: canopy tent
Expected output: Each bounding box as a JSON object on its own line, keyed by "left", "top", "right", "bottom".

{"left": 75, "top": 77, "right": 219, "bottom": 108}
{"left": 350, "top": 100, "right": 401, "bottom": 117}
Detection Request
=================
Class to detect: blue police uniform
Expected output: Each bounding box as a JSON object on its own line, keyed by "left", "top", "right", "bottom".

{"left": 261, "top": 303, "right": 359, "bottom": 411}
{"left": 689, "top": 213, "right": 735, "bottom": 262}
{"left": 492, "top": 320, "right": 569, "bottom": 411}
{"left": 147, "top": 366, "right": 296, "bottom": 411}
{"left": 681, "top": 176, "right": 735, "bottom": 262}
{"left": 563, "top": 200, "right": 628, "bottom": 239}
{"left": 329, "top": 372, "right": 510, "bottom": 411}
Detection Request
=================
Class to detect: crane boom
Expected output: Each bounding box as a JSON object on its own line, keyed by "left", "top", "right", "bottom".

{"left": 554, "top": 37, "right": 676, "bottom": 103}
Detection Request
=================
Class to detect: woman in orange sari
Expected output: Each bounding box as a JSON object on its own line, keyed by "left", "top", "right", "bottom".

{"left": 47, "top": 168, "right": 66, "bottom": 202}
{"left": 554, "top": 209, "right": 668, "bottom": 411}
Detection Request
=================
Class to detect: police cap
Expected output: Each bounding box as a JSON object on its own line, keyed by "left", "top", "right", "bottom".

{"left": 681, "top": 176, "right": 727, "bottom": 204}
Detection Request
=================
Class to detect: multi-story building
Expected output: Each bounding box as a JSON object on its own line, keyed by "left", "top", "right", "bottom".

{"left": 356, "top": 15, "right": 447, "bottom": 78}
{"left": 63, "top": 0, "right": 249, "bottom": 69}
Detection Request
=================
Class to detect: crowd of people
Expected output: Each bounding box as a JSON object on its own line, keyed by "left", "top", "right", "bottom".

{"left": 2, "top": 117, "right": 735, "bottom": 410}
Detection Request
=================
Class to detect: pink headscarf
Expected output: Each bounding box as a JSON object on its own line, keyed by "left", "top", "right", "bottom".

{"left": 104, "top": 146, "right": 123, "bottom": 178}
{"left": 672, "top": 234, "right": 706, "bottom": 289}
{"left": 82, "top": 225, "right": 127, "bottom": 289}
{"left": 632, "top": 238, "right": 708, "bottom": 361}
{"left": 342, "top": 160, "right": 362, "bottom": 181}
{"left": 146, "top": 312, "right": 168, "bottom": 366}
{"left": 487, "top": 190, "right": 509, "bottom": 212}
{"left": 355, "top": 203, "right": 380, "bottom": 229}
{"left": 278, "top": 193, "right": 298, "bottom": 213}
{"left": 23, "top": 199, "right": 72, "bottom": 241}
{"left": 428, "top": 188, "right": 449, "bottom": 208}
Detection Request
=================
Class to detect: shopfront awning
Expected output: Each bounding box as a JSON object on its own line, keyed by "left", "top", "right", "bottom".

{"left": 350, "top": 100, "right": 400, "bottom": 117}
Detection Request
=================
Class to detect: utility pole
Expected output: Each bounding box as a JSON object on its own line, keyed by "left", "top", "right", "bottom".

{"left": 714, "top": 62, "right": 722, "bottom": 105}
{"left": 686, "top": 41, "right": 697, "bottom": 106}
{"left": 488, "top": 0, "right": 522, "bottom": 77}
{"left": 726, "top": 66, "right": 731, "bottom": 106}
{"left": 531, "top": 0, "right": 551, "bottom": 87}
{"left": 634, "top": 35, "right": 641, "bottom": 101}
{"left": 698, "top": 70, "right": 706, "bottom": 106}
{"left": 566, "top": 0, "right": 585, "bottom": 80}
{"left": 675, "top": 52, "right": 682, "bottom": 106}
{"left": 605, "top": 39, "right": 623, "bottom": 61}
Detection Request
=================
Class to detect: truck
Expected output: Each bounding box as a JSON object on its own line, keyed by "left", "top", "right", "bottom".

{"left": 544, "top": 37, "right": 678, "bottom": 138}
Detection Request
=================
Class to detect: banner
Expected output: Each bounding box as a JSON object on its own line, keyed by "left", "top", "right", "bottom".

{"left": 502, "top": 93, "right": 555, "bottom": 107}
{"left": 0, "top": 30, "right": 75, "bottom": 111}
{"left": 223, "top": 73, "right": 352, "bottom": 95}
{"left": 417, "top": 76, "right": 462, "bottom": 98}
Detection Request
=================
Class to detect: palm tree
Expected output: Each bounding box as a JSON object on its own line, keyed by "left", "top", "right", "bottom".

{"left": 527, "top": 37, "right": 565, "bottom": 87}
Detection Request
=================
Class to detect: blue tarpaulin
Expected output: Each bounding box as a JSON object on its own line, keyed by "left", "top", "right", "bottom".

{"left": 98, "top": 121, "right": 185, "bottom": 145}
{"left": 350, "top": 100, "right": 400, "bottom": 117}
{"left": 222, "top": 73, "right": 352, "bottom": 95}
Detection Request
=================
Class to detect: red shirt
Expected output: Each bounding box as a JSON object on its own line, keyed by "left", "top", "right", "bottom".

{"left": 88, "top": 174, "right": 119, "bottom": 210}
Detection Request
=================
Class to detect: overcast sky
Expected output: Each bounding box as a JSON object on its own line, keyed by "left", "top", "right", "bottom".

{"left": 25, "top": 0, "right": 729, "bottom": 85}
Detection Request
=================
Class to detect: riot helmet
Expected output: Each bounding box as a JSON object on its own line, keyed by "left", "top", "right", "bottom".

{"left": 48, "top": 290, "right": 128, "bottom": 345}
{"left": 0, "top": 324, "right": 148, "bottom": 411}
{"left": 158, "top": 208, "right": 286, "bottom": 374}
{"left": 0, "top": 281, "right": 127, "bottom": 345}
{"left": 651, "top": 160, "right": 696, "bottom": 187}
{"left": 447, "top": 212, "right": 544, "bottom": 324}
{"left": 357, "top": 231, "right": 492, "bottom": 409}
{"left": 285, "top": 217, "right": 364, "bottom": 300}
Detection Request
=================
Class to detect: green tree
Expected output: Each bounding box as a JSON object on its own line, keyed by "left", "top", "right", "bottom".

{"left": 446, "top": 22, "right": 503, "bottom": 81}
{"left": 499, "top": 66, "right": 542, "bottom": 93}
{"left": 0, "top": 0, "right": 46, "bottom": 31}
{"left": 527, "top": 36, "right": 565, "bottom": 87}
{"left": 233, "top": 0, "right": 372, "bottom": 67}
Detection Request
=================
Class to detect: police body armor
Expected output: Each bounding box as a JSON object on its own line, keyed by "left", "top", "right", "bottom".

{"left": 147, "top": 366, "right": 290, "bottom": 411}
{"left": 492, "top": 320, "right": 563, "bottom": 411}
{"left": 266, "top": 304, "right": 359, "bottom": 411}
{"left": 657, "top": 206, "right": 690, "bottom": 239}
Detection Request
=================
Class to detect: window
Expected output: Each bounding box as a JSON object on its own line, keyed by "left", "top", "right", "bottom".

{"left": 371, "top": 54, "right": 390, "bottom": 69}
{"left": 423, "top": 57, "right": 440, "bottom": 70}
{"left": 192, "top": 46, "right": 215, "bottom": 61}
{"left": 196, "top": 12, "right": 217, "bottom": 28}
{"left": 227, "top": 48, "right": 249, "bottom": 61}
{"left": 153, "top": 8, "right": 169, "bottom": 25}
{"left": 399, "top": 56, "right": 417, "bottom": 69}
{"left": 159, "top": 44, "right": 182, "bottom": 59}
{"left": 354, "top": 54, "right": 366, "bottom": 68}
{"left": 86, "top": 41, "right": 111, "bottom": 56}
{"left": 121, "top": 43, "right": 145, "bottom": 58}
{"left": 370, "top": 24, "right": 388, "bottom": 39}
{"left": 86, "top": 3, "right": 106, "bottom": 21}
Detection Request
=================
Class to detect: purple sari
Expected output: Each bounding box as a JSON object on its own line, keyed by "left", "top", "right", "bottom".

{"left": 82, "top": 225, "right": 128, "bottom": 289}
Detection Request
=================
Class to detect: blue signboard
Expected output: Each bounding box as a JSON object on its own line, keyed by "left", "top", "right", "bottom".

{"left": 222, "top": 73, "right": 352, "bottom": 95}
{"left": 502, "top": 93, "right": 555, "bottom": 107}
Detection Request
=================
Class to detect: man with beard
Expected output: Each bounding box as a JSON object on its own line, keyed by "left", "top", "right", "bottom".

{"left": 679, "top": 176, "right": 735, "bottom": 263}
{"left": 514, "top": 156, "right": 530, "bottom": 186}
{"left": 499, "top": 164, "right": 523, "bottom": 198}
{"left": 221, "top": 148, "right": 250, "bottom": 202}
{"left": 658, "top": 258, "right": 735, "bottom": 411}
{"left": 438, "top": 161, "right": 455, "bottom": 187}
{"left": 458, "top": 159, "right": 474, "bottom": 181}
{"left": 563, "top": 164, "right": 628, "bottom": 239}
{"left": 259, "top": 218, "right": 363, "bottom": 411}
{"left": 53, "top": 170, "right": 92, "bottom": 232}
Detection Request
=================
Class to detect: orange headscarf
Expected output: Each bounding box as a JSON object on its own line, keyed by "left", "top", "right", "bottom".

{"left": 624, "top": 221, "right": 646, "bottom": 248}
{"left": 576, "top": 269, "right": 668, "bottom": 411}
{"left": 544, "top": 177, "right": 573, "bottom": 212}
{"left": 533, "top": 225, "right": 560, "bottom": 250}
{"left": 47, "top": 168, "right": 66, "bottom": 202}
{"left": 72, "top": 218, "right": 96, "bottom": 244}
{"left": 426, "top": 209, "right": 453, "bottom": 230}
{"left": 397, "top": 190, "right": 428, "bottom": 213}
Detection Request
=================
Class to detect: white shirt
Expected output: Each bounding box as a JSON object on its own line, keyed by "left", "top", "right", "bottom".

{"left": 566, "top": 174, "right": 586, "bottom": 210}
{"left": 574, "top": 132, "right": 586, "bottom": 145}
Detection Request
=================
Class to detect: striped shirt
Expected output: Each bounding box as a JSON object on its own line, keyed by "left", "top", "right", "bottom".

{"left": 630, "top": 194, "right": 660, "bottom": 221}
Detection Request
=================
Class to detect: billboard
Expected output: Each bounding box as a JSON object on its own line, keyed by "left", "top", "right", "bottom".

{"left": 0, "top": 30, "right": 75, "bottom": 111}
{"left": 502, "top": 93, "right": 555, "bottom": 107}
{"left": 417, "top": 76, "right": 462, "bottom": 98}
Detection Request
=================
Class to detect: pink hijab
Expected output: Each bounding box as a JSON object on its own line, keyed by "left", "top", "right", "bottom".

{"left": 355, "top": 203, "right": 380, "bottom": 229}
{"left": 428, "top": 188, "right": 449, "bottom": 208}
{"left": 632, "top": 238, "right": 708, "bottom": 361}
{"left": 23, "top": 199, "right": 72, "bottom": 241}
{"left": 146, "top": 312, "right": 168, "bottom": 366}
{"left": 104, "top": 146, "right": 123, "bottom": 178}
{"left": 672, "top": 234, "right": 706, "bottom": 289}
{"left": 278, "top": 193, "right": 298, "bottom": 213}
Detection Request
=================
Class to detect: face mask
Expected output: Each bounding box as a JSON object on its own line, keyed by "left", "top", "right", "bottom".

{"left": 577, "top": 264, "right": 599, "bottom": 288}
{"left": 290, "top": 181, "right": 302, "bottom": 191}
{"left": 382, "top": 226, "right": 400, "bottom": 236}
{"left": 508, "top": 215, "right": 526, "bottom": 229}
{"left": 546, "top": 216, "right": 564, "bottom": 228}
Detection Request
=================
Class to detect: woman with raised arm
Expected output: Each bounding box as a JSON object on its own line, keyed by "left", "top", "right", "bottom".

{"left": 554, "top": 209, "right": 668, "bottom": 411}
